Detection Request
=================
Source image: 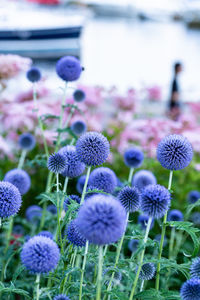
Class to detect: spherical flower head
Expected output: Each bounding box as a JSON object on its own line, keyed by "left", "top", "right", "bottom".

{"left": 58, "top": 146, "right": 85, "bottom": 178}
{"left": 37, "top": 231, "right": 53, "bottom": 240}
{"left": 128, "top": 239, "right": 139, "bottom": 253}
{"left": 47, "top": 204, "right": 57, "bottom": 215}
{"left": 76, "top": 132, "right": 110, "bottom": 166}
{"left": 138, "top": 263, "right": 156, "bottom": 281}
{"left": 117, "top": 186, "right": 141, "bottom": 213}
{"left": 191, "top": 258, "right": 200, "bottom": 279}
{"left": 70, "top": 120, "right": 87, "bottom": 136}
{"left": 76, "top": 194, "right": 127, "bottom": 245}
{"left": 141, "top": 184, "right": 171, "bottom": 219}
{"left": 25, "top": 205, "right": 42, "bottom": 222}
{"left": 18, "top": 133, "right": 36, "bottom": 151}
{"left": 180, "top": 278, "right": 200, "bottom": 300}
{"left": 48, "top": 153, "right": 67, "bottom": 174}
{"left": 0, "top": 181, "right": 22, "bottom": 218}
{"left": 191, "top": 212, "right": 200, "bottom": 226}
{"left": 26, "top": 67, "right": 41, "bottom": 82}
{"left": 103, "top": 268, "right": 122, "bottom": 286}
{"left": 168, "top": 209, "right": 183, "bottom": 222}
{"left": 13, "top": 224, "right": 24, "bottom": 235}
{"left": 56, "top": 56, "right": 82, "bottom": 82}
{"left": 88, "top": 167, "right": 117, "bottom": 194}
{"left": 157, "top": 134, "right": 193, "bottom": 171}
{"left": 138, "top": 215, "right": 154, "bottom": 230}
{"left": 76, "top": 175, "right": 86, "bottom": 194}
{"left": 66, "top": 219, "right": 86, "bottom": 247}
{"left": 188, "top": 191, "right": 200, "bottom": 204}
{"left": 4, "top": 169, "right": 31, "bottom": 195}
{"left": 21, "top": 236, "right": 60, "bottom": 274}
{"left": 124, "top": 147, "right": 144, "bottom": 168}
{"left": 53, "top": 295, "right": 71, "bottom": 300}
{"left": 63, "top": 194, "right": 81, "bottom": 212}
{"left": 73, "top": 89, "right": 85, "bottom": 102}
{"left": 132, "top": 170, "right": 157, "bottom": 191}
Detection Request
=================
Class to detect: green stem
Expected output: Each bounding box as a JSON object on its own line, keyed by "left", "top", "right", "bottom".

{"left": 60, "top": 177, "right": 69, "bottom": 217}
{"left": 140, "top": 280, "right": 144, "bottom": 292}
{"left": 70, "top": 137, "right": 76, "bottom": 145}
{"left": 96, "top": 246, "right": 103, "bottom": 300}
{"left": 169, "top": 227, "right": 176, "bottom": 259}
{"left": 18, "top": 149, "right": 27, "bottom": 169}
{"left": 80, "top": 167, "right": 91, "bottom": 204}
{"left": 129, "top": 217, "right": 152, "bottom": 300}
{"left": 4, "top": 217, "right": 13, "bottom": 254}
{"left": 128, "top": 167, "right": 134, "bottom": 185}
{"left": 35, "top": 274, "right": 40, "bottom": 300}
{"left": 155, "top": 170, "right": 173, "bottom": 291}
{"left": 79, "top": 240, "right": 89, "bottom": 300}
{"left": 55, "top": 173, "right": 64, "bottom": 254}
{"left": 65, "top": 107, "right": 75, "bottom": 129}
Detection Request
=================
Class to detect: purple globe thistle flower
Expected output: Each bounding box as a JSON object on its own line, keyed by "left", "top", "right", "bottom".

{"left": 103, "top": 268, "right": 122, "bottom": 286}
{"left": 47, "top": 205, "right": 57, "bottom": 215}
{"left": 37, "top": 231, "right": 53, "bottom": 240}
{"left": 117, "top": 186, "right": 141, "bottom": 213}
{"left": 70, "top": 120, "right": 87, "bottom": 136}
{"left": 73, "top": 89, "right": 85, "bottom": 102}
{"left": 128, "top": 239, "right": 139, "bottom": 253}
{"left": 58, "top": 146, "right": 85, "bottom": 178}
{"left": 155, "top": 234, "right": 167, "bottom": 247}
{"left": 4, "top": 169, "right": 31, "bottom": 195}
{"left": 13, "top": 224, "right": 25, "bottom": 235}
{"left": 191, "top": 212, "right": 200, "bottom": 226}
{"left": 157, "top": 134, "right": 193, "bottom": 171}
{"left": 124, "top": 147, "right": 144, "bottom": 168}
{"left": 26, "top": 67, "right": 41, "bottom": 83}
{"left": 54, "top": 295, "right": 71, "bottom": 300}
{"left": 191, "top": 258, "right": 200, "bottom": 279}
{"left": 63, "top": 194, "right": 81, "bottom": 212}
{"left": 66, "top": 219, "right": 86, "bottom": 247}
{"left": 76, "top": 194, "right": 127, "bottom": 245}
{"left": 25, "top": 205, "right": 42, "bottom": 222}
{"left": 140, "top": 184, "right": 171, "bottom": 219}
{"left": 88, "top": 167, "right": 117, "bottom": 194}
{"left": 0, "top": 182, "right": 22, "bottom": 218}
{"left": 56, "top": 56, "right": 82, "bottom": 82}
{"left": 180, "top": 278, "right": 200, "bottom": 300}
{"left": 21, "top": 236, "right": 60, "bottom": 273}
{"left": 76, "top": 175, "right": 86, "bottom": 194}
{"left": 18, "top": 133, "right": 36, "bottom": 151}
{"left": 138, "top": 263, "right": 156, "bottom": 281}
{"left": 132, "top": 170, "right": 157, "bottom": 191}
{"left": 48, "top": 153, "right": 67, "bottom": 174}
{"left": 188, "top": 191, "right": 200, "bottom": 204}
{"left": 168, "top": 209, "right": 183, "bottom": 222}
{"left": 138, "top": 215, "right": 154, "bottom": 230}
{"left": 76, "top": 132, "right": 110, "bottom": 166}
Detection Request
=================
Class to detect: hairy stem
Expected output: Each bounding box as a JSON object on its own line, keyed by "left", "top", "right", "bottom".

{"left": 18, "top": 149, "right": 27, "bottom": 169}
{"left": 128, "top": 167, "right": 134, "bottom": 185}
{"left": 79, "top": 241, "right": 89, "bottom": 300}
{"left": 35, "top": 274, "right": 40, "bottom": 300}
{"left": 96, "top": 246, "right": 103, "bottom": 300}
{"left": 80, "top": 166, "right": 91, "bottom": 204}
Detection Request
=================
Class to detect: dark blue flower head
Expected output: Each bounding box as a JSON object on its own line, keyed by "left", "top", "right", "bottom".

{"left": 18, "top": 133, "right": 36, "bottom": 151}
{"left": 103, "top": 268, "right": 122, "bottom": 286}
{"left": 56, "top": 56, "right": 82, "bottom": 82}
{"left": 54, "top": 295, "right": 71, "bottom": 300}
{"left": 21, "top": 236, "right": 60, "bottom": 274}
{"left": 63, "top": 194, "right": 81, "bottom": 212}
{"left": 88, "top": 167, "right": 117, "bottom": 194}
{"left": 124, "top": 147, "right": 144, "bottom": 168}
{"left": 188, "top": 191, "right": 200, "bottom": 204}
{"left": 157, "top": 134, "right": 193, "bottom": 171}
{"left": 168, "top": 209, "right": 183, "bottom": 222}
{"left": 180, "top": 278, "right": 200, "bottom": 300}
{"left": 47, "top": 205, "right": 57, "bottom": 215}
{"left": 141, "top": 184, "right": 171, "bottom": 219}
{"left": 13, "top": 224, "right": 25, "bottom": 235}
{"left": 128, "top": 239, "right": 139, "bottom": 253}
{"left": 191, "top": 212, "right": 200, "bottom": 226}
{"left": 76, "top": 132, "right": 110, "bottom": 166}
{"left": 37, "top": 231, "right": 53, "bottom": 240}
{"left": 117, "top": 186, "right": 141, "bottom": 213}
{"left": 4, "top": 169, "right": 31, "bottom": 195}
{"left": 48, "top": 153, "right": 67, "bottom": 174}
{"left": 73, "top": 89, "right": 85, "bottom": 102}
{"left": 76, "top": 175, "right": 86, "bottom": 194}
{"left": 58, "top": 146, "right": 85, "bottom": 178}
{"left": 76, "top": 194, "right": 127, "bottom": 245}
{"left": 132, "top": 170, "right": 157, "bottom": 191}
{"left": 191, "top": 258, "right": 200, "bottom": 279}
{"left": 138, "top": 263, "right": 156, "bottom": 281}
{"left": 25, "top": 205, "right": 42, "bottom": 222}
{"left": 66, "top": 219, "right": 86, "bottom": 247}
{"left": 138, "top": 215, "right": 154, "bottom": 230}
{"left": 70, "top": 120, "right": 87, "bottom": 136}
{"left": 0, "top": 181, "right": 22, "bottom": 218}
{"left": 26, "top": 67, "right": 41, "bottom": 83}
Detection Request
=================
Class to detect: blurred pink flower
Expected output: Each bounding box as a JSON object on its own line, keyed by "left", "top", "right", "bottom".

{"left": 0, "top": 54, "right": 31, "bottom": 80}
